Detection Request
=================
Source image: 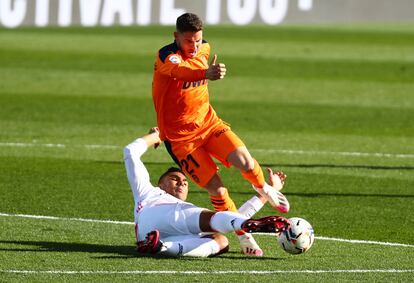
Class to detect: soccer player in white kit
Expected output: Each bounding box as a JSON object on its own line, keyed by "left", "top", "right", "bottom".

{"left": 124, "top": 128, "right": 290, "bottom": 257}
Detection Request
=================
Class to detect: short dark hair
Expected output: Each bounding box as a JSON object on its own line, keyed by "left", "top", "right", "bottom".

{"left": 158, "top": 167, "right": 184, "bottom": 184}
{"left": 176, "top": 13, "right": 203, "bottom": 33}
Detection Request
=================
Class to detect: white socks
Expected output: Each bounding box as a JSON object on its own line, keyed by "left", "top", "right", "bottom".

{"left": 160, "top": 237, "right": 220, "bottom": 257}
{"left": 238, "top": 195, "right": 265, "bottom": 218}
{"left": 209, "top": 211, "right": 248, "bottom": 233}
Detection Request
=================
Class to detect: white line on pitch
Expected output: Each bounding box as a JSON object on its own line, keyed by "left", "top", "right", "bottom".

{"left": 1, "top": 269, "right": 413, "bottom": 275}
{"left": 313, "top": 236, "right": 414, "bottom": 247}
{"left": 0, "top": 142, "right": 119, "bottom": 150}
{"left": 1, "top": 212, "right": 413, "bottom": 248}
{"left": 1, "top": 141, "right": 413, "bottom": 159}
{"left": 256, "top": 233, "right": 414, "bottom": 248}
{"left": 252, "top": 148, "right": 414, "bottom": 159}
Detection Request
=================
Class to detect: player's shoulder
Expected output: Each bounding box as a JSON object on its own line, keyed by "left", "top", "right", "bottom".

{"left": 158, "top": 42, "right": 180, "bottom": 63}
{"left": 201, "top": 39, "right": 209, "bottom": 48}
{"left": 200, "top": 39, "right": 210, "bottom": 53}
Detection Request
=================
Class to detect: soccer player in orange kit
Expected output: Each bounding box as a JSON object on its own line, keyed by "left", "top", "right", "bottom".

{"left": 152, "top": 13, "right": 290, "bottom": 256}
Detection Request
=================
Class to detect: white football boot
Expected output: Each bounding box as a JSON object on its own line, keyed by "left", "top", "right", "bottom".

{"left": 253, "top": 172, "right": 290, "bottom": 213}
{"left": 238, "top": 233, "right": 263, "bottom": 257}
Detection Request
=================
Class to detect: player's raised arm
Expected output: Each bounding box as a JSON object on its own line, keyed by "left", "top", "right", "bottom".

{"left": 123, "top": 129, "right": 161, "bottom": 198}
{"left": 206, "top": 54, "right": 227, "bottom": 81}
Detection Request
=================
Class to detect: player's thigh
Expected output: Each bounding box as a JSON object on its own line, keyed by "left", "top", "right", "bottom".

{"left": 204, "top": 126, "right": 245, "bottom": 167}
{"left": 169, "top": 145, "right": 219, "bottom": 188}
{"left": 161, "top": 234, "right": 206, "bottom": 243}
{"left": 179, "top": 203, "right": 211, "bottom": 234}
{"left": 137, "top": 204, "right": 177, "bottom": 240}
{"left": 137, "top": 203, "right": 206, "bottom": 240}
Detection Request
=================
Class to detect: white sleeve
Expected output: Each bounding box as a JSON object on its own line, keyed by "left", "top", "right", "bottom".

{"left": 123, "top": 138, "right": 154, "bottom": 201}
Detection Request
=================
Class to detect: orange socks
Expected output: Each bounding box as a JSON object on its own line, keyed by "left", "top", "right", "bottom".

{"left": 241, "top": 159, "right": 265, "bottom": 189}
{"left": 209, "top": 189, "right": 238, "bottom": 212}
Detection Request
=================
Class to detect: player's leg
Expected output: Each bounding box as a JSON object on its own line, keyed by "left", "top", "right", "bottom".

{"left": 199, "top": 210, "right": 289, "bottom": 234}
{"left": 171, "top": 202, "right": 287, "bottom": 236}
{"left": 159, "top": 234, "right": 229, "bottom": 257}
{"left": 238, "top": 169, "right": 288, "bottom": 218}
{"left": 205, "top": 126, "right": 290, "bottom": 213}
{"left": 202, "top": 173, "right": 268, "bottom": 255}
{"left": 227, "top": 146, "right": 265, "bottom": 188}
{"left": 138, "top": 230, "right": 263, "bottom": 257}
{"left": 154, "top": 204, "right": 233, "bottom": 257}
{"left": 136, "top": 204, "right": 183, "bottom": 241}
{"left": 136, "top": 203, "right": 232, "bottom": 257}
{"left": 229, "top": 147, "right": 290, "bottom": 213}
{"left": 205, "top": 173, "right": 238, "bottom": 212}
{"left": 137, "top": 203, "right": 249, "bottom": 239}
{"left": 237, "top": 195, "right": 266, "bottom": 218}
{"left": 164, "top": 138, "right": 264, "bottom": 256}
{"left": 165, "top": 140, "right": 239, "bottom": 212}
{"left": 137, "top": 207, "right": 289, "bottom": 256}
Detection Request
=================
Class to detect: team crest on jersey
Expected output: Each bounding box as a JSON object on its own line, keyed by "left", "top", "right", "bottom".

{"left": 169, "top": 55, "right": 181, "bottom": 64}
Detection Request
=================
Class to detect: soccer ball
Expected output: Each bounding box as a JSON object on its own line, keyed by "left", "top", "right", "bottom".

{"left": 278, "top": 217, "right": 314, "bottom": 254}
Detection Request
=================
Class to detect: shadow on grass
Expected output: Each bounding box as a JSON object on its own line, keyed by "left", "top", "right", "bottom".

{"left": 0, "top": 240, "right": 137, "bottom": 258}
{"left": 99, "top": 160, "right": 413, "bottom": 199}
{"left": 0, "top": 240, "right": 283, "bottom": 260}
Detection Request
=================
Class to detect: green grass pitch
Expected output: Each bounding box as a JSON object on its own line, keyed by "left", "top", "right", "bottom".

{"left": 0, "top": 23, "right": 413, "bottom": 282}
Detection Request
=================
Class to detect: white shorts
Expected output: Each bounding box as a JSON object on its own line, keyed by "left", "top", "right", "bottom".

{"left": 136, "top": 203, "right": 207, "bottom": 241}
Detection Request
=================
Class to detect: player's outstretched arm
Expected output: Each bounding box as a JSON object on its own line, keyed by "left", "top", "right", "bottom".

{"left": 124, "top": 129, "right": 160, "bottom": 197}
{"left": 205, "top": 54, "right": 226, "bottom": 81}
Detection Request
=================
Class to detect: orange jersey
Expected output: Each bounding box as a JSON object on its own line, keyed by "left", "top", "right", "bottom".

{"left": 152, "top": 40, "right": 221, "bottom": 143}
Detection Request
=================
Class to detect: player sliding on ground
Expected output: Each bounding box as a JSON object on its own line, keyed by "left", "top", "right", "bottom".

{"left": 151, "top": 12, "right": 290, "bottom": 256}
{"left": 124, "top": 129, "right": 290, "bottom": 257}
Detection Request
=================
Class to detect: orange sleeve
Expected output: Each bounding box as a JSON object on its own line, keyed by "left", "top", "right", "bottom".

{"left": 157, "top": 55, "right": 207, "bottom": 82}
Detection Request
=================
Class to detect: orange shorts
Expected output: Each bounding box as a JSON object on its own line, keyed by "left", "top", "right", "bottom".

{"left": 165, "top": 124, "right": 245, "bottom": 187}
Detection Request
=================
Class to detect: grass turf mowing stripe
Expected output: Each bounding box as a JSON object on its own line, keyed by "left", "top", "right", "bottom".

{"left": 1, "top": 212, "right": 413, "bottom": 248}
{"left": 1, "top": 142, "right": 413, "bottom": 159}
{"left": 1, "top": 269, "right": 413, "bottom": 275}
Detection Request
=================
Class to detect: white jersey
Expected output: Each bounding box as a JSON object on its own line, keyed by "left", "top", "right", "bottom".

{"left": 123, "top": 138, "right": 190, "bottom": 222}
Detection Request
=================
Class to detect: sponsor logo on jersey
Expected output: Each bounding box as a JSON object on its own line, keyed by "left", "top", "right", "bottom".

{"left": 169, "top": 55, "right": 181, "bottom": 64}
{"left": 182, "top": 79, "right": 207, "bottom": 89}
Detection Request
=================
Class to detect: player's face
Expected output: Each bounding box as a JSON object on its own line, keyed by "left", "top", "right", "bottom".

{"left": 174, "top": 30, "right": 203, "bottom": 59}
{"left": 160, "top": 172, "right": 189, "bottom": 201}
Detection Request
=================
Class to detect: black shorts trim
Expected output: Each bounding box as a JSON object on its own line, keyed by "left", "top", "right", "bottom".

{"left": 164, "top": 140, "right": 181, "bottom": 168}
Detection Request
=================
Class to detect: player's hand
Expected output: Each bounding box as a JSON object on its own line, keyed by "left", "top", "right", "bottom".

{"left": 148, "top": 127, "right": 161, "bottom": 149}
{"left": 267, "top": 168, "right": 286, "bottom": 191}
{"left": 148, "top": 127, "right": 159, "bottom": 135}
{"left": 206, "top": 54, "right": 226, "bottom": 81}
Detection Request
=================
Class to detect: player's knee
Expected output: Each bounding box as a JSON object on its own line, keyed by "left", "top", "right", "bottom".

{"left": 228, "top": 148, "right": 254, "bottom": 172}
